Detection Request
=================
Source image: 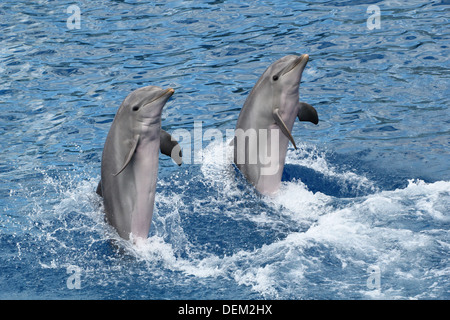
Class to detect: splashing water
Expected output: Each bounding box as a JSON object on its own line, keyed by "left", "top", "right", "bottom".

{"left": 4, "top": 140, "right": 447, "bottom": 299}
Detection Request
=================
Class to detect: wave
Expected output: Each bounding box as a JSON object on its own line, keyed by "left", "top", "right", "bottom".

{"left": 12, "top": 140, "right": 448, "bottom": 299}
{"left": 123, "top": 141, "right": 449, "bottom": 299}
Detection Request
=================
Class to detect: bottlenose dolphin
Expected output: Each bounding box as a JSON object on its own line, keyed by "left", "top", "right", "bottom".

{"left": 97, "top": 86, "right": 182, "bottom": 241}
{"left": 233, "top": 54, "right": 318, "bottom": 195}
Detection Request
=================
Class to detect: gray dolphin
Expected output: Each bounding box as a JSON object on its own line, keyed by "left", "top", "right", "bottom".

{"left": 97, "top": 86, "right": 182, "bottom": 241}
{"left": 233, "top": 54, "right": 318, "bottom": 195}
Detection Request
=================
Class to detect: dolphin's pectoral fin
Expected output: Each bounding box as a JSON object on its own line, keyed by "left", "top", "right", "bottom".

{"left": 297, "top": 102, "right": 319, "bottom": 125}
{"left": 160, "top": 129, "right": 182, "bottom": 166}
{"left": 96, "top": 180, "right": 102, "bottom": 197}
{"left": 273, "top": 108, "right": 297, "bottom": 150}
{"left": 114, "top": 135, "right": 140, "bottom": 176}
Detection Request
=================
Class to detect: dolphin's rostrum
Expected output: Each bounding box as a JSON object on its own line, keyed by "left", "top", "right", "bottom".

{"left": 233, "top": 54, "right": 319, "bottom": 195}
{"left": 97, "top": 86, "right": 182, "bottom": 241}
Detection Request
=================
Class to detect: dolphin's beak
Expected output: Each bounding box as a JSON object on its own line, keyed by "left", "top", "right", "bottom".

{"left": 159, "top": 88, "right": 174, "bottom": 100}
{"left": 282, "top": 54, "right": 309, "bottom": 77}
{"left": 150, "top": 88, "right": 175, "bottom": 104}
{"left": 166, "top": 88, "right": 175, "bottom": 96}
{"left": 140, "top": 88, "right": 175, "bottom": 114}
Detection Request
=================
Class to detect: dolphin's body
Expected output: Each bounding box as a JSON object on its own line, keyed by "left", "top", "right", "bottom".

{"left": 97, "top": 86, "right": 182, "bottom": 241}
{"left": 233, "top": 54, "right": 318, "bottom": 195}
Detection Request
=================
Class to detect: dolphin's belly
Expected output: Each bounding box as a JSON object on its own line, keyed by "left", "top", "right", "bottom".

{"left": 255, "top": 125, "right": 290, "bottom": 195}
{"left": 234, "top": 118, "right": 291, "bottom": 195}
{"left": 129, "top": 140, "right": 159, "bottom": 239}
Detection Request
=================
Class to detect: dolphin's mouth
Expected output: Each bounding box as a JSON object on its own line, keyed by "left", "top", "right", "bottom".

{"left": 153, "top": 88, "right": 174, "bottom": 103}
{"left": 142, "top": 88, "right": 175, "bottom": 108}
{"left": 281, "top": 54, "right": 309, "bottom": 77}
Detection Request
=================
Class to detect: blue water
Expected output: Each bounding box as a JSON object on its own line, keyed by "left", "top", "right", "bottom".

{"left": 1, "top": 0, "right": 449, "bottom": 300}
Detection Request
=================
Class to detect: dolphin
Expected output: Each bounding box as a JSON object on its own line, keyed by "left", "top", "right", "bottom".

{"left": 233, "top": 54, "right": 318, "bottom": 195}
{"left": 96, "top": 85, "right": 182, "bottom": 241}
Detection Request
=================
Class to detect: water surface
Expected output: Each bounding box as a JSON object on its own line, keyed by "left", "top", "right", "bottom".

{"left": 0, "top": 0, "right": 449, "bottom": 299}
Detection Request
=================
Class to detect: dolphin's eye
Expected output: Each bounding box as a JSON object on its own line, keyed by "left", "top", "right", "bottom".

{"left": 272, "top": 75, "right": 279, "bottom": 81}
{"left": 132, "top": 106, "right": 139, "bottom": 112}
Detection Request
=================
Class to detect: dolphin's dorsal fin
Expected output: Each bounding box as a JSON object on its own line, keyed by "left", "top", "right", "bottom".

{"left": 273, "top": 108, "right": 297, "bottom": 149}
{"left": 160, "top": 129, "right": 182, "bottom": 166}
{"left": 297, "top": 102, "right": 319, "bottom": 125}
{"left": 113, "top": 135, "right": 140, "bottom": 176}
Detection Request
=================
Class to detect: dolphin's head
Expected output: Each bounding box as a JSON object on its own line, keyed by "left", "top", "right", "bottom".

{"left": 119, "top": 86, "right": 174, "bottom": 125}
{"left": 269, "top": 54, "right": 308, "bottom": 99}
{"left": 248, "top": 54, "right": 309, "bottom": 114}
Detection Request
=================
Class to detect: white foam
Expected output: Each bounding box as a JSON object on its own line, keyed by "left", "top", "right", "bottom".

{"left": 122, "top": 235, "right": 224, "bottom": 278}
{"left": 186, "top": 140, "right": 449, "bottom": 298}
{"left": 31, "top": 143, "right": 449, "bottom": 299}
{"left": 213, "top": 180, "right": 448, "bottom": 298}
{"left": 285, "top": 143, "right": 378, "bottom": 193}
{"left": 200, "top": 138, "right": 240, "bottom": 197}
{"left": 266, "top": 180, "right": 330, "bottom": 223}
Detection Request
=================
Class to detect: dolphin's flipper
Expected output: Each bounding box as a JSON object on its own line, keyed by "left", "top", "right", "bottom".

{"left": 114, "top": 135, "right": 140, "bottom": 176}
{"left": 297, "top": 102, "right": 319, "bottom": 125}
{"left": 96, "top": 180, "right": 102, "bottom": 197}
{"left": 160, "top": 129, "right": 182, "bottom": 166}
{"left": 272, "top": 108, "right": 297, "bottom": 149}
